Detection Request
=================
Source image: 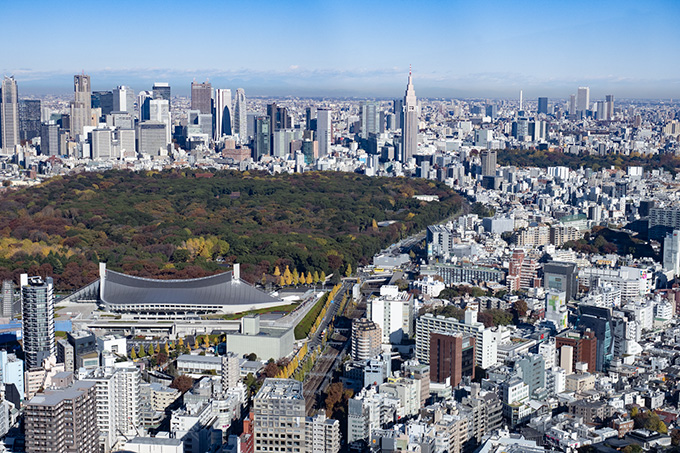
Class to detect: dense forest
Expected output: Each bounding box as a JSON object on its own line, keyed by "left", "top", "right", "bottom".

{"left": 0, "top": 169, "right": 462, "bottom": 291}
{"left": 498, "top": 148, "right": 680, "bottom": 174}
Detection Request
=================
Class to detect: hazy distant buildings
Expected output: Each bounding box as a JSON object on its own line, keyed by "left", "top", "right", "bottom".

{"left": 605, "top": 94, "right": 615, "bottom": 120}
{"left": 0, "top": 76, "right": 19, "bottom": 152}
{"left": 577, "top": 87, "right": 590, "bottom": 114}
{"left": 401, "top": 71, "right": 418, "bottom": 162}
{"left": 191, "top": 81, "right": 212, "bottom": 115}
{"left": 21, "top": 275, "right": 55, "bottom": 369}
{"left": 71, "top": 74, "right": 92, "bottom": 138}
{"left": 537, "top": 97, "right": 548, "bottom": 115}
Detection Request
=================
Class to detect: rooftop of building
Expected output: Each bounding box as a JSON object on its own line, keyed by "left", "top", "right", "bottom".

{"left": 125, "top": 437, "right": 183, "bottom": 446}
{"left": 27, "top": 380, "right": 95, "bottom": 407}
{"left": 255, "top": 378, "right": 303, "bottom": 401}
{"left": 101, "top": 265, "right": 281, "bottom": 308}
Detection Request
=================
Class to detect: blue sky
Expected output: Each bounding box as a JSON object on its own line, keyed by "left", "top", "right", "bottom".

{"left": 3, "top": 0, "right": 679, "bottom": 98}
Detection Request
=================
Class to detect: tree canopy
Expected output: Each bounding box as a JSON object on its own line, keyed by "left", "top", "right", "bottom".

{"left": 0, "top": 169, "right": 462, "bottom": 289}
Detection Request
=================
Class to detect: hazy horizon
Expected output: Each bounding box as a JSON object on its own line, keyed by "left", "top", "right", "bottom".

{"left": 3, "top": 0, "right": 679, "bottom": 100}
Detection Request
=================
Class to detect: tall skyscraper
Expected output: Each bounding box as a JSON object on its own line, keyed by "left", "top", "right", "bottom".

{"left": 40, "top": 123, "right": 60, "bottom": 156}
{"left": 481, "top": 149, "right": 497, "bottom": 177}
{"left": 317, "top": 108, "right": 331, "bottom": 157}
{"left": 112, "top": 86, "right": 135, "bottom": 114}
{"left": 576, "top": 87, "right": 590, "bottom": 113}
{"left": 360, "top": 101, "right": 380, "bottom": 139}
{"left": 149, "top": 99, "right": 171, "bottom": 144}
{"left": 25, "top": 380, "right": 99, "bottom": 453}
{"left": 91, "top": 91, "right": 113, "bottom": 116}
{"left": 0, "top": 76, "right": 19, "bottom": 152}
{"left": 191, "top": 80, "right": 212, "bottom": 115}
{"left": 233, "top": 88, "right": 247, "bottom": 141}
{"left": 137, "top": 91, "right": 153, "bottom": 121}
{"left": 152, "top": 82, "right": 171, "bottom": 102}
{"left": 21, "top": 275, "right": 55, "bottom": 369}
{"left": 393, "top": 99, "right": 404, "bottom": 130}
{"left": 214, "top": 88, "right": 232, "bottom": 139}
{"left": 18, "top": 99, "right": 41, "bottom": 141}
{"left": 401, "top": 70, "right": 418, "bottom": 162}
{"left": 71, "top": 74, "right": 92, "bottom": 138}
{"left": 568, "top": 94, "right": 576, "bottom": 117}
{"left": 537, "top": 97, "right": 549, "bottom": 115}
{"left": 253, "top": 116, "right": 270, "bottom": 160}
{"left": 605, "top": 94, "right": 615, "bottom": 121}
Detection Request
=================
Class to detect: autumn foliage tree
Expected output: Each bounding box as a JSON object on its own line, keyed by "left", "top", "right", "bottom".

{"left": 170, "top": 375, "right": 194, "bottom": 393}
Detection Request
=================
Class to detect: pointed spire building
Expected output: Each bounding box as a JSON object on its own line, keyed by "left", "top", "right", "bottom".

{"left": 401, "top": 68, "right": 418, "bottom": 162}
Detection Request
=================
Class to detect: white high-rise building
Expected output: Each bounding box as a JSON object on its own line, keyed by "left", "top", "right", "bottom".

{"left": 0, "top": 76, "right": 19, "bottom": 153}
{"left": 367, "top": 285, "right": 413, "bottom": 345}
{"left": 401, "top": 70, "right": 418, "bottom": 162}
{"left": 317, "top": 108, "right": 332, "bottom": 157}
{"left": 214, "top": 88, "right": 232, "bottom": 140}
{"left": 221, "top": 353, "right": 239, "bottom": 391}
{"left": 233, "top": 88, "right": 247, "bottom": 142}
{"left": 149, "top": 99, "right": 171, "bottom": 144}
{"left": 90, "top": 128, "right": 113, "bottom": 160}
{"left": 83, "top": 365, "right": 141, "bottom": 452}
{"left": 576, "top": 87, "right": 590, "bottom": 113}
{"left": 663, "top": 230, "right": 680, "bottom": 277}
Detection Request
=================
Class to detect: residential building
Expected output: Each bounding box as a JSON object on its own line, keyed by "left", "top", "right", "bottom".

{"left": 351, "top": 318, "right": 382, "bottom": 361}
{"left": 21, "top": 275, "right": 55, "bottom": 369}
{"left": 367, "top": 285, "right": 413, "bottom": 344}
{"left": 24, "top": 380, "right": 99, "bottom": 453}
{"left": 429, "top": 332, "right": 475, "bottom": 387}
{"left": 416, "top": 310, "right": 497, "bottom": 369}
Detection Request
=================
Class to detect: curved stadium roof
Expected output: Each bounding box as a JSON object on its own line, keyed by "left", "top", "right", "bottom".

{"left": 101, "top": 269, "right": 281, "bottom": 308}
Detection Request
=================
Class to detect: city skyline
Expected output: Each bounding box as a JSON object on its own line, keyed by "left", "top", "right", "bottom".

{"left": 2, "top": 0, "right": 678, "bottom": 99}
